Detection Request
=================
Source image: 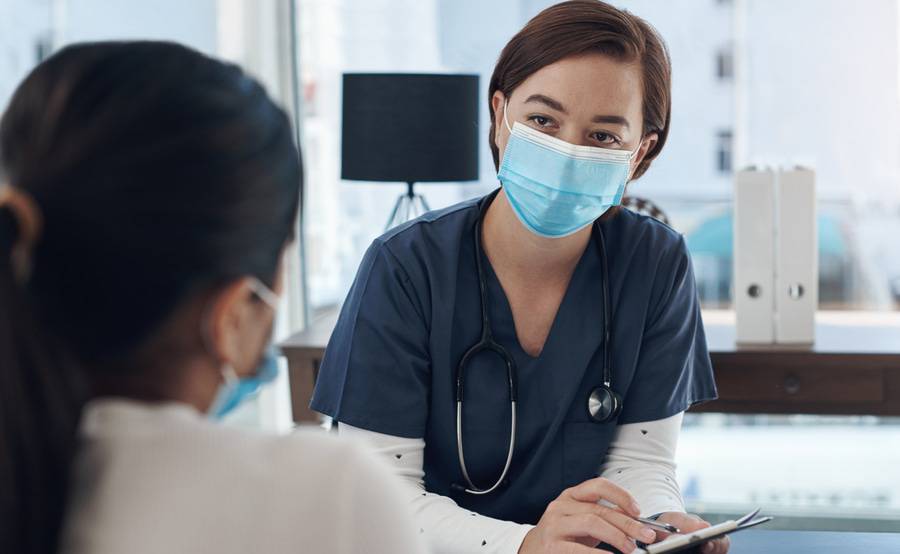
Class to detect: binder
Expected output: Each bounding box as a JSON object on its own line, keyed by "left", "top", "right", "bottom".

{"left": 775, "top": 167, "right": 817, "bottom": 344}
{"left": 734, "top": 167, "right": 776, "bottom": 344}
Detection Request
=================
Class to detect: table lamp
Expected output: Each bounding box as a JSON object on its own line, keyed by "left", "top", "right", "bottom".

{"left": 341, "top": 73, "right": 479, "bottom": 230}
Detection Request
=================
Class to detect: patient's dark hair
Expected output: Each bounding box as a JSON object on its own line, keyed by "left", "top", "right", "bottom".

{"left": 0, "top": 41, "right": 301, "bottom": 553}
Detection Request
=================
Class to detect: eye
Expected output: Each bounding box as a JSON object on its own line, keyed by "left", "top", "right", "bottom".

{"left": 592, "top": 132, "right": 622, "bottom": 146}
{"left": 527, "top": 115, "right": 556, "bottom": 128}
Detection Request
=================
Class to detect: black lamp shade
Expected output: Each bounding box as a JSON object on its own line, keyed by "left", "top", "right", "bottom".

{"left": 341, "top": 73, "right": 479, "bottom": 183}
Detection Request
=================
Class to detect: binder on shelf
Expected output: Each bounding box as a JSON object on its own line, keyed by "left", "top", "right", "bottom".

{"left": 734, "top": 167, "right": 776, "bottom": 344}
{"left": 775, "top": 167, "right": 817, "bottom": 344}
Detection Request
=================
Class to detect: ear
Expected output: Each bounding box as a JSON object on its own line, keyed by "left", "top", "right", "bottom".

{"left": 629, "top": 131, "right": 659, "bottom": 180}
{"left": 204, "top": 277, "right": 258, "bottom": 375}
{"left": 491, "top": 90, "right": 507, "bottom": 150}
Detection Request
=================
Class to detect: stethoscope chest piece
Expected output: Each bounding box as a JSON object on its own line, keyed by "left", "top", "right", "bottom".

{"left": 587, "top": 385, "right": 622, "bottom": 423}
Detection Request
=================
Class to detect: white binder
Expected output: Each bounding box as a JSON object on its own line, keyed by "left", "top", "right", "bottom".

{"left": 734, "top": 167, "right": 776, "bottom": 344}
{"left": 775, "top": 167, "right": 817, "bottom": 343}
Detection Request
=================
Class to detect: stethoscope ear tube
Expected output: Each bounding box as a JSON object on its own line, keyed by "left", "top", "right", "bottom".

{"left": 454, "top": 338, "right": 518, "bottom": 493}
{"left": 455, "top": 399, "right": 517, "bottom": 495}
{"left": 454, "top": 190, "right": 617, "bottom": 496}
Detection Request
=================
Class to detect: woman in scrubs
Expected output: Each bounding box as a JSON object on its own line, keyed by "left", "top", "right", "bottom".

{"left": 312, "top": 1, "right": 725, "bottom": 553}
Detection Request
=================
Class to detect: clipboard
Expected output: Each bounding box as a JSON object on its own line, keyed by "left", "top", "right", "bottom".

{"left": 634, "top": 509, "right": 773, "bottom": 554}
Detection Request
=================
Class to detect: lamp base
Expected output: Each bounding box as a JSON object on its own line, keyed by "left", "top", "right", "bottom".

{"left": 385, "top": 181, "right": 431, "bottom": 231}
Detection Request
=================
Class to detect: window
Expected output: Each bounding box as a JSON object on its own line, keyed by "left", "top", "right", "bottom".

{"left": 716, "top": 129, "right": 733, "bottom": 174}
{"left": 678, "top": 413, "right": 900, "bottom": 530}
{"left": 621, "top": 0, "right": 900, "bottom": 313}
{"left": 34, "top": 34, "right": 53, "bottom": 64}
{"left": 295, "top": 0, "right": 900, "bottom": 315}
{"left": 715, "top": 46, "right": 734, "bottom": 81}
{"left": 0, "top": 0, "right": 298, "bottom": 432}
{"left": 1, "top": 1, "right": 53, "bottom": 110}
{"left": 296, "top": 0, "right": 481, "bottom": 312}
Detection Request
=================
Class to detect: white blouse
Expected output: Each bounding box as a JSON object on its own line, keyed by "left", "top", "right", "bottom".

{"left": 340, "top": 412, "right": 685, "bottom": 554}
{"left": 61, "top": 399, "right": 427, "bottom": 554}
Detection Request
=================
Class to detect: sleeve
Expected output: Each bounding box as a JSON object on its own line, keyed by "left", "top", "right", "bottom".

{"left": 340, "top": 439, "right": 431, "bottom": 554}
{"left": 599, "top": 413, "right": 686, "bottom": 517}
{"left": 310, "top": 240, "right": 431, "bottom": 438}
{"left": 339, "top": 423, "right": 534, "bottom": 554}
{"left": 618, "top": 236, "right": 717, "bottom": 424}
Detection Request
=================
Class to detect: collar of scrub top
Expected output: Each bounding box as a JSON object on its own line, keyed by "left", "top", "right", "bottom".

{"left": 452, "top": 189, "right": 617, "bottom": 496}
{"left": 473, "top": 189, "right": 615, "bottom": 389}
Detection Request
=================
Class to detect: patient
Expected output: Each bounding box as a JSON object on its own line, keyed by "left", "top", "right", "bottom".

{"left": 0, "top": 41, "right": 424, "bottom": 554}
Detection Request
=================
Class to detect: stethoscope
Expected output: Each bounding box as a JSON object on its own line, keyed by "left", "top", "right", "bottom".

{"left": 453, "top": 191, "right": 622, "bottom": 495}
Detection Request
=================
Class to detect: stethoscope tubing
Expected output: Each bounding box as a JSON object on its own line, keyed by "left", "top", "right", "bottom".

{"left": 454, "top": 190, "right": 617, "bottom": 495}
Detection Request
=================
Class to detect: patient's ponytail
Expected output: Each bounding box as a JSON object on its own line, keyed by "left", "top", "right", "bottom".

{"left": 0, "top": 194, "right": 86, "bottom": 553}
{"left": 0, "top": 41, "right": 301, "bottom": 553}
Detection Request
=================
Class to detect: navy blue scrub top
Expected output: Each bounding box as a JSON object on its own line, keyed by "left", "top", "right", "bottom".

{"left": 311, "top": 191, "right": 717, "bottom": 525}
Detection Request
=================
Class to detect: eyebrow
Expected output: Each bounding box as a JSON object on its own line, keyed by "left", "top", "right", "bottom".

{"left": 592, "top": 114, "right": 630, "bottom": 129}
{"left": 523, "top": 94, "right": 631, "bottom": 129}
{"left": 525, "top": 94, "right": 568, "bottom": 114}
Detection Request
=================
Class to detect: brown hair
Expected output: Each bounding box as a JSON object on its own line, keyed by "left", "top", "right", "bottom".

{"left": 488, "top": 0, "right": 671, "bottom": 180}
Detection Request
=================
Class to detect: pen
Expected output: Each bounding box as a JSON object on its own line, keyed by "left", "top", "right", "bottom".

{"left": 637, "top": 517, "right": 680, "bottom": 535}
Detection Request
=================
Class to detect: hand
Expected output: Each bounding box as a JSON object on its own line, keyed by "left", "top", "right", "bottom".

{"left": 654, "top": 512, "right": 730, "bottom": 554}
{"left": 518, "top": 477, "right": 659, "bottom": 554}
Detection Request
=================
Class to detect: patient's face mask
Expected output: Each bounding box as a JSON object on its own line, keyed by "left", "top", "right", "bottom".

{"left": 497, "top": 99, "right": 640, "bottom": 238}
{"left": 208, "top": 278, "right": 281, "bottom": 419}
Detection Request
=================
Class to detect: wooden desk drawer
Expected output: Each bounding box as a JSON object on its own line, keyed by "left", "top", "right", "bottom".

{"left": 692, "top": 351, "right": 900, "bottom": 415}
{"left": 713, "top": 365, "right": 884, "bottom": 404}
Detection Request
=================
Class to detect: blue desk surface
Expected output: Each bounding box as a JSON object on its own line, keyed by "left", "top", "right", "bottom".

{"left": 732, "top": 530, "right": 900, "bottom": 553}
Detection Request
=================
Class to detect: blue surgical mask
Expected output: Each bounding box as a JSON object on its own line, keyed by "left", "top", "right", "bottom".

{"left": 208, "top": 278, "right": 281, "bottom": 419}
{"left": 209, "top": 344, "right": 281, "bottom": 419}
{"left": 497, "top": 100, "right": 639, "bottom": 238}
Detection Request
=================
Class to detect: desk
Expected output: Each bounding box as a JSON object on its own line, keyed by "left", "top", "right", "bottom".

{"left": 281, "top": 309, "right": 900, "bottom": 423}
{"left": 729, "top": 530, "right": 900, "bottom": 553}
{"left": 695, "top": 311, "right": 900, "bottom": 417}
{"left": 281, "top": 308, "right": 341, "bottom": 423}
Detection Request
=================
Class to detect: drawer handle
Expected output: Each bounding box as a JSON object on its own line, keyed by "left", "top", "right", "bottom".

{"left": 784, "top": 374, "right": 801, "bottom": 395}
